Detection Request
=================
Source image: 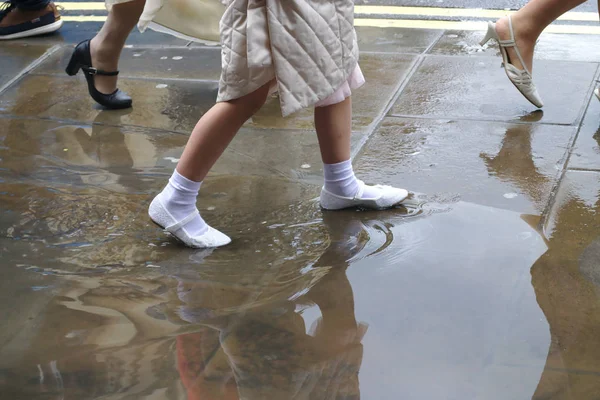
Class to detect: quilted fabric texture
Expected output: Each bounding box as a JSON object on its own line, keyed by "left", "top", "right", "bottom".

{"left": 217, "top": 0, "right": 360, "bottom": 117}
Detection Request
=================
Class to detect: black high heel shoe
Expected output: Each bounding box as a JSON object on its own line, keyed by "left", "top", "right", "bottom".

{"left": 65, "top": 39, "right": 132, "bottom": 110}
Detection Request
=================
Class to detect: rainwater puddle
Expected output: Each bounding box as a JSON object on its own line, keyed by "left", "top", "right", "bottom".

{"left": 0, "top": 193, "right": 563, "bottom": 400}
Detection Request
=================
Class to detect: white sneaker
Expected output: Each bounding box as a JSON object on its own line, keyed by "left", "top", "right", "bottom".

{"left": 320, "top": 180, "right": 409, "bottom": 210}
{"left": 480, "top": 16, "right": 544, "bottom": 108}
{"left": 148, "top": 195, "right": 231, "bottom": 248}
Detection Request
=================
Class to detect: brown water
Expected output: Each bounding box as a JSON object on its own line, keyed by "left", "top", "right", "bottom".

{"left": 1, "top": 115, "right": 600, "bottom": 400}
{"left": 3, "top": 29, "right": 600, "bottom": 400}
{"left": 0, "top": 169, "right": 564, "bottom": 400}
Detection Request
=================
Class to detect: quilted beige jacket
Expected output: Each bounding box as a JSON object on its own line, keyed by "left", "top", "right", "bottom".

{"left": 139, "top": 0, "right": 359, "bottom": 117}
{"left": 218, "top": 0, "right": 359, "bottom": 116}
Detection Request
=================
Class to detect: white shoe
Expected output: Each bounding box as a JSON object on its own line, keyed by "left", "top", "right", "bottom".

{"left": 595, "top": 87, "right": 600, "bottom": 101}
{"left": 320, "top": 181, "right": 409, "bottom": 211}
{"left": 148, "top": 195, "right": 231, "bottom": 248}
{"left": 480, "top": 16, "right": 544, "bottom": 108}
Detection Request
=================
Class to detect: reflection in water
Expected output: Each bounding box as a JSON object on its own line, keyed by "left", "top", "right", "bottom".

{"left": 0, "top": 203, "right": 376, "bottom": 399}
{"left": 480, "top": 111, "right": 548, "bottom": 207}
{"left": 0, "top": 112, "right": 187, "bottom": 194}
{"left": 531, "top": 171, "right": 600, "bottom": 399}
{"left": 173, "top": 217, "right": 366, "bottom": 399}
{"left": 0, "top": 196, "right": 555, "bottom": 399}
{"left": 4, "top": 105, "right": 600, "bottom": 398}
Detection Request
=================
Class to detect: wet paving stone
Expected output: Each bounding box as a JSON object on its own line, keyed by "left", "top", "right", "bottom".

{"left": 189, "top": 26, "right": 441, "bottom": 53}
{"left": 428, "top": 30, "right": 497, "bottom": 57}
{"left": 0, "top": 196, "right": 551, "bottom": 399}
{"left": 344, "top": 202, "right": 548, "bottom": 399}
{"left": 251, "top": 53, "right": 416, "bottom": 132}
{"left": 569, "top": 95, "right": 600, "bottom": 171}
{"left": 532, "top": 170, "right": 600, "bottom": 398}
{"left": 354, "top": 117, "right": 573, "bottom": 213}
{"left": 0, "top": 177, "right": 319, "bottom": 270}
{"left": 430, "top": 30, "right": 600, "bottom": 63}
{"left": 216, "top": 128, "right": 363, "bottom": 183}
{"left": 35, "top": 46, "right": 222, "bottom": 81}
{"left": 355, "top": 26, "right": 442, "bottom": 53}
{"left": 392, "top": 55, "right": 597, "bottom": 125}
{"left": 0, "top": 74, "right": 217, "bottom": 133}
{"left": 0, "top": 117, "right": 187, "bottom": 193}
{"left": 0, "top": 44, "right": 56, "bottom": 89}
{"left": 0, "top": 117, "right": 351, "bottom": 191}
{"left": 2, "top": 54, "right": 414, "bottom": 134}
{"left": 4, "top": 23, "right": 600, "bottom": 400}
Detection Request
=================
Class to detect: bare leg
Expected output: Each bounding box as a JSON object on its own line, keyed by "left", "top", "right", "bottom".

{"left": 495, "top": 0, "right": 587, "bottom": 73}
{"left": 149, "top": 83, "right": 271, "bottom": 247}
{"left": 89, "top": 0, "right": 146, "bottom": 94}
{"left": 176, "top": 83, "right": 272, "bottom": 181}
{"left": 314, "top": 97, "right": 408, "bottom": 209}
{"left": 314, "top": 97, "right": 352, "bottom": 164}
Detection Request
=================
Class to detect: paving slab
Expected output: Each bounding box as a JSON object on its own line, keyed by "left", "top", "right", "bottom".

{"left": 531, "top": 170, "right": 600, "bottom": 399}
{"left": 216, "top": 128, "right": 363, "bottom": 183}
{"left": 2, "top": 53, "right": 415, "bottom": 134}
{"left": 354, "top": 117, "right": 573, "bottom": 213}
{"left": 0, "top": 116, "right": 345, "bottom": 195}
{"left": 0, "top": 74, "right": 217, "bottom": 133}
{"left": 326, "top": 202, "right": 548, "bottom": 400}
{"left": 0, "top": 197, "right": 550, "bottom": 399}
{"left": 189, "top": 26, "right": 441, "bottom": 54}
{"left": 392, "top": 55, "right": 597, "bottom": 125}
{"left": 356, "top": 0, "right": 597, "bottom": 12}
{"left": 430, "top": 30, "right": 600, "bottom": 64}
{"left": 34, "top": 46, "right": 222, "bottom": 81}
{"left": 0, "top": 44, "right": 55, "bottom": 89}
{"left": 570, "top": 95, "right": 600, "bottom": 170}
{"left": 4, "top": 20, "right": 600, "bottom": 400}
{"left": 356, "top": 26, "right": 441, "bottom": 54}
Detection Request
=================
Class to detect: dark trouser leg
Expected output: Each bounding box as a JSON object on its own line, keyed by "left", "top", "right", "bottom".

{"left": 12, "top": 0, "right": 50, "bottom": 11}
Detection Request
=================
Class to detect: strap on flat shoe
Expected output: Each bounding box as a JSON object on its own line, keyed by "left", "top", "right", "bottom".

{"left": 165, "top": 210, "right": 199, "bottom": 233}
{"left": 81, "top": 66, "right": 119, "bottom": 76}
{"left": 353, "top": 180, "right": 366, "bottom": 201}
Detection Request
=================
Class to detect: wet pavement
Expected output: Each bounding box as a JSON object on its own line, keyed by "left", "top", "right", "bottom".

{"left": 1, "top": 20, "right": 600, "bottom": 400}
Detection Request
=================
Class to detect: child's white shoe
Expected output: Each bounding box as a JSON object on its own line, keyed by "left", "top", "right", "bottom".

{"left": 148, "top": 195, "right": 231, "bottom": 248}
{"left": 320, "top": 180, "right": 409, "bottom": 210}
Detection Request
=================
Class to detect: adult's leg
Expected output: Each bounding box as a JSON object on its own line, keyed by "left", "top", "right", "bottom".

{"left": 89, "top": 0, "right": 146, "bottom": 94}
{"left": 495, "top": 0, "right": 587, "bottom": 73}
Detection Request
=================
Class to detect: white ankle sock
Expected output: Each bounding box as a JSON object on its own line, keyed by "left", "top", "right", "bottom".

{"left": 323, "top": 160, "right": 379, "bottom": 199}
{"left": 158, "top": 170, "right": 208, "bottom": 237}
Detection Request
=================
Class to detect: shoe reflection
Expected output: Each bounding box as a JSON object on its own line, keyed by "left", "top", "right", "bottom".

{"left": 170, "top": 210, "right": 374, "bottom": 400}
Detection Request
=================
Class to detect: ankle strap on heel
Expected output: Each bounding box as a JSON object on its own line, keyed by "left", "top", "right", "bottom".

{"left": 82, "top": 66, "right": 119, "bottom": 76}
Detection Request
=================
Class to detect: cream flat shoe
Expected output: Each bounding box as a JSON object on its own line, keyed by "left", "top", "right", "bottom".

{"left": 148, "top": 195, "right": 231, "bottom": 249}
{"left": 320, "top": 180, "right": 409, "bottom": 211}
{"left": 480, "top": 16, "right": 544, "bottom": 108}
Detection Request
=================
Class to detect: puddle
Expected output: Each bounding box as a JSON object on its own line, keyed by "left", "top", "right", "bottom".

{"left": 0, "top": 120, "right": 567, "bottom": 398}
{"left": 0, "top": 191, "right": 558, "bottom": 399}
{"left": 2, "top": 30, "right": 600, "bottom": 397}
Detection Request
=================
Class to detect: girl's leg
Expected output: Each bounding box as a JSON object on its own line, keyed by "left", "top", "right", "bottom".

{"left": 89, "top": 0, "right": 146, "bottom": 94}
{"left": 315, "top": 98, "right": 408, "bottom": 210}
{"left": 314, "top": 97, "right": 352, "bottom": 165}
{"left": 150, "top": 83, "right": 271, "bottom": 247}
{"left": 176, "top": 85, "right": 270, "bottom": 181}
{"left": 495, "top": 0, "right": 586, "bottom": 73}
